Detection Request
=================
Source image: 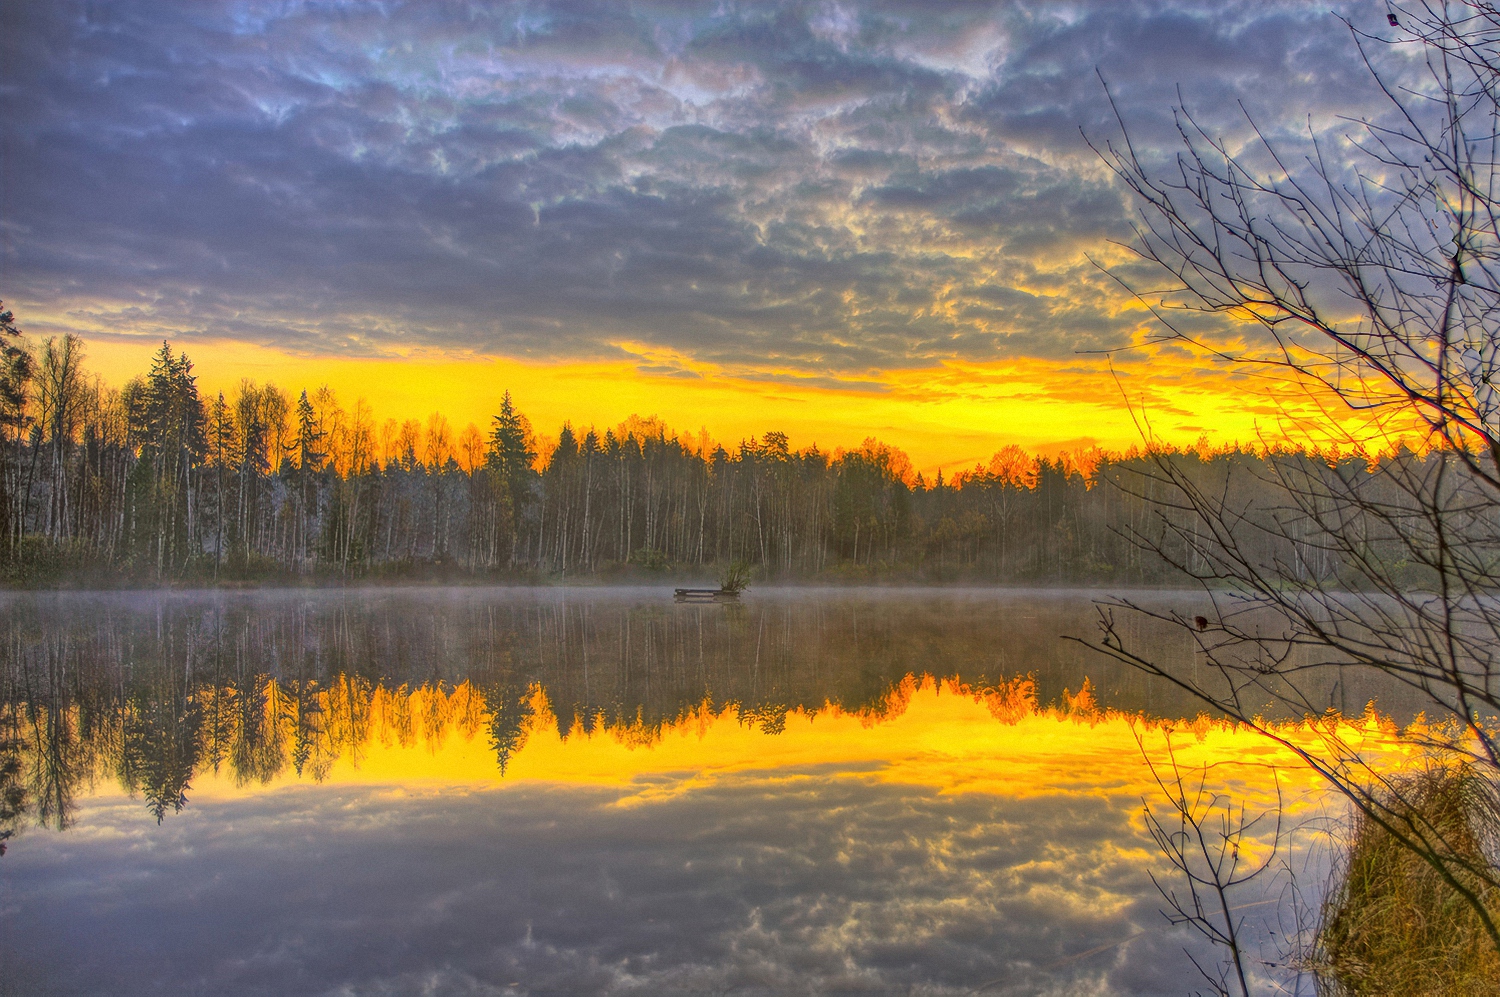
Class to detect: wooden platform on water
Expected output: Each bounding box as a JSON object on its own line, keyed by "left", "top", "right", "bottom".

{"left": 674, "top": 588, "right": 741, "bottom": 603}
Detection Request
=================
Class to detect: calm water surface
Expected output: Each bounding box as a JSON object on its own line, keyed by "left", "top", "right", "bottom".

{"left": 0, "top": 588, "right": 1419, "bottom": 996}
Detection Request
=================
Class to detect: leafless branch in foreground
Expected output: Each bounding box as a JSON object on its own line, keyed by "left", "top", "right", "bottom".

{"left": 1082, "top": 0, "right": 1500, "bottom": 969}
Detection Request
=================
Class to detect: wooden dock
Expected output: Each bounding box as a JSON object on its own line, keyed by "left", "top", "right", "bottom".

{"left": 674, "top": 588, "right": 741, "bottom": 603}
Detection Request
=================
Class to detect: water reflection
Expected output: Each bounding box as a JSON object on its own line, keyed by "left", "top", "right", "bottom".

{"left": 0, "top": 588, "right": 1425, "bottom": 995}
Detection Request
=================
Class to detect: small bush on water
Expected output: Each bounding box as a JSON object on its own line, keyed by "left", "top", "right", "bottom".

{"left": 1315, "top": 767, "right": 1500, "bottom": 996}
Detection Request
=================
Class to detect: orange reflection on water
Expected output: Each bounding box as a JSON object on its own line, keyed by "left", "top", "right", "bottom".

{"left": 177, "top": 673, "right": 1426, "bottom": 820}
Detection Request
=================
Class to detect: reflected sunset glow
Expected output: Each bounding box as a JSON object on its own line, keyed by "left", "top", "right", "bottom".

{"left": 168, "top": 674, "right": 1422, "bottom": 818}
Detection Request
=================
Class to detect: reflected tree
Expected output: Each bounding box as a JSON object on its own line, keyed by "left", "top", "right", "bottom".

{"left": 0, "top": 724, "right": 24, "bottom": 856}
{"left": 487, "top": 682, "right": 535, "bottom": 776}
{"left": 288, "top": 679, "right": 329, "bottom": 781}
{"left": 120, "top": 669, "right": 202, "bottom": 824}
{"left": 0, "top": 591, "right": 1380, "bottom": 837}
{"left": 16, "top": 635, "right": 93, "bottom": 832}
{"left": 231, "top": 673, "right": 286, "bottom": 787}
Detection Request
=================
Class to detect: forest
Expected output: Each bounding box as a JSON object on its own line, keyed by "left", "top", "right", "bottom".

{"left": 0, "top": 310, "right": 1443, "bottom": 587}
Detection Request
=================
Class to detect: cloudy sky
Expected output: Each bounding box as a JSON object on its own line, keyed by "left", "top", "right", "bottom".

{"left": 1, "top": 1, "right": 1405, "bottom": 466}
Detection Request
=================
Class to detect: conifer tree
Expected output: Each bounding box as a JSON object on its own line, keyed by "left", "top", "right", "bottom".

{"left": 487, "top": 391, "right": 537, "bottom": 565}
{"left": 128, "top": 343, "right": 205, "bottom": 576}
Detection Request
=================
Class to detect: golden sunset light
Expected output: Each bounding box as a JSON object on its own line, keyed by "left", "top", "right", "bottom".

{"left": 169, "top": 674, "right": 1413, "bottom": 810}
{"left": 71, "top": 329, "right": 1381, "bottom": 479}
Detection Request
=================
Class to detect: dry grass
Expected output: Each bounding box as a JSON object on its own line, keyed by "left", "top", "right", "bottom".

{"left": 1314, "top": 766, "right": 1500, "bottom": 996}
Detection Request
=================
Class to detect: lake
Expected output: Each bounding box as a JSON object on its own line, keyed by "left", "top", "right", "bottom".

{"left": 0, "top": 587, "right": 1421, "bottom": 996}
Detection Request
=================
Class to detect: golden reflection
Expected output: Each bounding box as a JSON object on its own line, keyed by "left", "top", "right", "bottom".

{"left": 0, "top": 665, "right": 1434, "bottom": 845}
{"left": 4, "top": 672, "right": 1427, "bottom": 826}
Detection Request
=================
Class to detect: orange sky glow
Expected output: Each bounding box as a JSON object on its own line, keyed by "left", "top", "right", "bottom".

{"left": 76, "top": 331, "right": 1385, "bottom": 476}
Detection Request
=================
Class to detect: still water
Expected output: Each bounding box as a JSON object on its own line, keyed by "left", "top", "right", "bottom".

{"left": 0, "top": 588, "right": 1420, "bottom": 996}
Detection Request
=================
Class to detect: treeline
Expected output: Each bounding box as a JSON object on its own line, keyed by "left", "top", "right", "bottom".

{"left": 0, "top": 309, "right": 1441, "bottom": 586}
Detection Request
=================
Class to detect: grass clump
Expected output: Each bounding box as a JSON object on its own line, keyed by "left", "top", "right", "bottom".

{"left": 717, "top": 560, "right": 752, "bottom": 594}
{"left": 1315, "top": 765, "right": 1500, "bottom": 996}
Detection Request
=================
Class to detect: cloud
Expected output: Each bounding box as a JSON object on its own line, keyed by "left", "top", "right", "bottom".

{"left": 2, "top": 775, "right": 1238, "bottom": 996}
{"left": 3, "top": 1, "right": 1403, "bottom": 381}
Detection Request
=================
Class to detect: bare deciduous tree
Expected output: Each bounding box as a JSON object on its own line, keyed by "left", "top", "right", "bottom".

{"left": 1083, "top": 0, "right": 1500, "bottom": 959}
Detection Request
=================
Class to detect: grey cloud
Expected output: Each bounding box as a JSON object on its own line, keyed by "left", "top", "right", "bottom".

{"left": 862, "top": 164, "right": 1126, "bottom": 252}
{"left": 963, "top": 2, "right": 1389, "bottom": 157}
{"left": 3, "top": 1, "right": 1399, "bottom": 375}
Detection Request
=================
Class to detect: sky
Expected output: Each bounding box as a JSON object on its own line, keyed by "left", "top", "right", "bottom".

{"left": 0, "top": 1, "right": 1409, "bottom": 471}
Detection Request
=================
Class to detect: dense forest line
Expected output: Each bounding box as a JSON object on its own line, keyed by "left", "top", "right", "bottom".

{"left": 0, "top": 309, "right": 1441, "bottom": 586}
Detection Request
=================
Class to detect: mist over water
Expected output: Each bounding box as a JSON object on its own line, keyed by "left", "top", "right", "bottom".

{"left": 0, "top": 588, "right": 1416, "bottom": 995}
{"left": 0, "top": 585, "right": 1400, "bottom": 722}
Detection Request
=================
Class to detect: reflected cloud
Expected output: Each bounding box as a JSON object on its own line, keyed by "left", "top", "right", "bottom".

{"left": 5, "top": 777, "right": 1191, "bottom": 995}
{"left": 3, "top": 693, "right": 1354, "bottom": 996}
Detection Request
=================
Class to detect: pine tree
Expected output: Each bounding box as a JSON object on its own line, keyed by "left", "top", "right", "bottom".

{"left": 129, "top": 343, "right": 205, "bottom": 576}
{"left": 486, "top": 391, "right": 537, "bottom": 565}
{"left": 294, "top": 390, "right": 324, "bottom": 472}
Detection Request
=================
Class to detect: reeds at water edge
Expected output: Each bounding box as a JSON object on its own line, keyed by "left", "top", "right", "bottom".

{"left": 1314, "top": 766, "right": 1500, "bottom": 996}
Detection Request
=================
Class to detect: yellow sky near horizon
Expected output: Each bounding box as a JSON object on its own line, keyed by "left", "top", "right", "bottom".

{"left": 76, "top": 333, "right": 1379, "bottom": 475}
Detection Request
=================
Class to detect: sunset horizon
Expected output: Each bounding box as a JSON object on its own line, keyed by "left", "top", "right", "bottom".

{"left": 33, "top": 324, "right": 1367, "bottom": 477}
